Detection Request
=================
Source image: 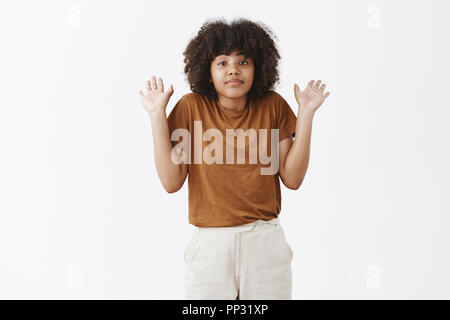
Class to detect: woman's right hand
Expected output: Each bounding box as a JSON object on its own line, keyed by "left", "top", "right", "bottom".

{"left": 139, "top": 76, "right": 174, "bottom": 116}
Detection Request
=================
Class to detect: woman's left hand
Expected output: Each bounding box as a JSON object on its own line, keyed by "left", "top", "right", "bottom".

{"left": 294, "top": 80, "right": 330, "bottom": 115}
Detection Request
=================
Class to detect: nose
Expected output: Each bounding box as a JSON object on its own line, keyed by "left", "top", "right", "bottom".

{"left": 228, "top": 62, "right": 241, "bottom": 75}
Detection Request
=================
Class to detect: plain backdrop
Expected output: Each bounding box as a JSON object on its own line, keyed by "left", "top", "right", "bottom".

{"left": 0, "top": 0, "right": 449, "bottom": 299}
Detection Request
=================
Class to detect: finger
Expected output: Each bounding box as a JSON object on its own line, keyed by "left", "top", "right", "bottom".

{"left": 158, "top": 77, "right": 164, "bottom": 92}
{"left": 324, "top": 92, "right": 330, "bottom": 98}
{"left": 313, "top": 80, "right": 322, "bottom": 89}
{"left": 294, "top": 83, "right": 300, "bottom": 92}
{"left": 319, "top": 83, "right": 326, "bottom": 92}
{"left": 307, "top": 80, "right": 314, "bottom": 87}
{"left": 139, "top": 90, "right": 144, "bottom": 98}
{"left": 146, "top": 80, "right": 151, "bottom": 92}
{"left": 151, "top": 75, "right": 157, "bottom": 90}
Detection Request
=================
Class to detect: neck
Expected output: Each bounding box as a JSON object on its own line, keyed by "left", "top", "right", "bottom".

{"left": 217, "top": 94, "right": 247, "bottom": 112}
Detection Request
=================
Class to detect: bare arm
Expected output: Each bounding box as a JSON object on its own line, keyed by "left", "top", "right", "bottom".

{"left": 279, "top": 80, "right": 330, "bottom": 189}
{"left": 148, "top": 111, "right": 188, "bottom": 193}
{"left": 279, "top": 112, "right": 314, "bottom": 189}
{"left": 139, "top": 76, "right": 188, "bottom": 193}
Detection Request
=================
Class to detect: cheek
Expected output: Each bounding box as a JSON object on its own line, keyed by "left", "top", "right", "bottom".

{"left": 245, "top": 67, "right": 255, "bottom": 77}
{"left": 211, "top": 70, "right": 224, "bottom": 81}
{"left": 245, "top": 71, "right": 255, "bottom": 84}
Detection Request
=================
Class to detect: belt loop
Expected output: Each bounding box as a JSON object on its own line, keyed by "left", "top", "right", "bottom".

{"left": 250, "top": 220, "right": 262, "bottom": 231}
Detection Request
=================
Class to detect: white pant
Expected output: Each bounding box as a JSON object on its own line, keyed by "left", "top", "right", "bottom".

{"left": 183, "top": 217, "right": 294, "bottom": 300}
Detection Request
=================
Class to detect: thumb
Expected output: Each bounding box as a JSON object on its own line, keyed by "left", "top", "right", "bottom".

{"left": 294, "top": 84, "right": 303, "bottom": 103}
{"left": 294, "top": 84, "right": 301, "bottom": 98}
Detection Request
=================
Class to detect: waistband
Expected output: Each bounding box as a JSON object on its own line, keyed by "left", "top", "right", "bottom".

{"left": 197, "top": 217, "right": 280, "bottom": 233}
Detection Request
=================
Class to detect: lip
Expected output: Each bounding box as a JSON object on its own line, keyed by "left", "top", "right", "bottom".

{"left": 226, "top": 80, "right": 243, "bottom": 85}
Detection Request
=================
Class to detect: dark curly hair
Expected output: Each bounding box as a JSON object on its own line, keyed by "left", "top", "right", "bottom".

{"left": 182, "top": 17, "right": 281, "bottom": 103}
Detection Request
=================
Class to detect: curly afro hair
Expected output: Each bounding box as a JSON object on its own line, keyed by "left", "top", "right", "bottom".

{"left": 182, "top": 17, "right": 281, "bottom": 103}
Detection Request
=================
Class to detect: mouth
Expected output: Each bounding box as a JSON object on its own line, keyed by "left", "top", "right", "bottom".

{"left": 226, "top": 80, "right": 244, "bottom": 86}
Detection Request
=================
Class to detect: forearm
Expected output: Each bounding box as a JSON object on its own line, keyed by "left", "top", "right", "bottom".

{"left": 283, "top": 111, "right": 315, "bottom": 188}
{"left": 148, "top": 110, "right": 183, "bottom": 192}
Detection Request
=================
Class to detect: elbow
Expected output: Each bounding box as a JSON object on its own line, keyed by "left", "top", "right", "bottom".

{"left": 287, "top": 184, "right": 300, "bottom": 190}
{"left": 165, "top": 187, "right": 178, "bottom": 194}
{"left": 162, "top": 172, "right": 187, "bottom": 194}
{"left": 163, "top": 182, "right": 182, "bottom": 194}
{"left": 286, "top": 179, "right": 303, "bottom": 190}
{"left": 294, "top": 183, "right": 302, "bottom": 190}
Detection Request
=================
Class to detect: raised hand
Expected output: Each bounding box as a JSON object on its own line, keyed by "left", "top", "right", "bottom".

{"left": 294, "top": 80, "right": 330, "bottom": 115}
{"left": 139, "top": 76, "right": 174, "bottom": 116}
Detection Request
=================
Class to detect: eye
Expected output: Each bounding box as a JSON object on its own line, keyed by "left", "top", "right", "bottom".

{"left": 218, "top": 60, "right": 248, "bottom": 66}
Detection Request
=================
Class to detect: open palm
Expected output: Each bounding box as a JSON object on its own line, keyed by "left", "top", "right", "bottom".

{"left": 139, "top": 76, "right": 174, "bottom": 115}
{"left": 294, "top": 80, "right": 330, "bottom": 115}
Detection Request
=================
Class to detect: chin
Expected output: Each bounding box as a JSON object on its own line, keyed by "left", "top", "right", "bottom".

{"left": 223, "top": 92, "right": 248, "bottom": 99}
{"left": 223, "top": 87, "right": 250, "bottom": 96}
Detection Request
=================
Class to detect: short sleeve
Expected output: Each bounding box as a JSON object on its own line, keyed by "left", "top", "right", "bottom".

{"left": 167, "top": 95, "right": 191, "bottom": 147}
{"left": 275, "top": 92, "right": 297, "bottom": 141}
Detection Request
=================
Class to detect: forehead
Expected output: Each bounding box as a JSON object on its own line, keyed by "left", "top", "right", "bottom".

{"left": 214, "top": 50, "right": 249, "bottom": 59}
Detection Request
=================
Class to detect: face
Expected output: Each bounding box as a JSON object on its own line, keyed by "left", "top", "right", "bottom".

{"left": 209, "top": 49, "right": 254, "bottom": 100}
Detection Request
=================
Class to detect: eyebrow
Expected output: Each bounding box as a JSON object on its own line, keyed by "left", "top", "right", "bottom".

{"left": 216, "top": 52, "right": 245, "bottom": 58}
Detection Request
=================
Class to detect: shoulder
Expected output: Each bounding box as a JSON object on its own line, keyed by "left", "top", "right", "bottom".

{"left": 261, "top": 91, "right": 297, "bottom": 125}
{"left": 255, "top": 90, "right": 290, "bottom": 114}
{"left": 171, "top": 92, "right": 202, "bottom": 111}
{"left": 255, "top": 90, "right": 287, "bottom": 105}
{"left": 268, "top": 90, "right": 288, "bottom": 105}
{"left": 170, "top": 92, "right": 215, "bottom": 120}
{"left": 267, "top": 89, "right": 281, "bottom": 99}
{"left": 181, "top": 92, "right": 209, "bottom": 103}
{"left": 176, "top": 92, "right": 213, "bottom": 110}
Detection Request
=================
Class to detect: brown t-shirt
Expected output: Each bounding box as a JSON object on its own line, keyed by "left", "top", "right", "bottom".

{"left": 167, "top": 90, "right": 297, "bottom": 227}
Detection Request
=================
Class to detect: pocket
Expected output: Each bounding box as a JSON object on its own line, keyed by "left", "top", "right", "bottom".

{"left": 284, "top": 239, "right": 294, "bottom": 262}
{"left": 183, "top": 229, "right": 200, "bottom": 264}
{"left": 276, "top": 225, "right": 294, "bottom": 262}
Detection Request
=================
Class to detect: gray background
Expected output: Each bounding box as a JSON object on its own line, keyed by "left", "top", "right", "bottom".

{"left": 0, "top": 0, "right": 449, "bottom": 299}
